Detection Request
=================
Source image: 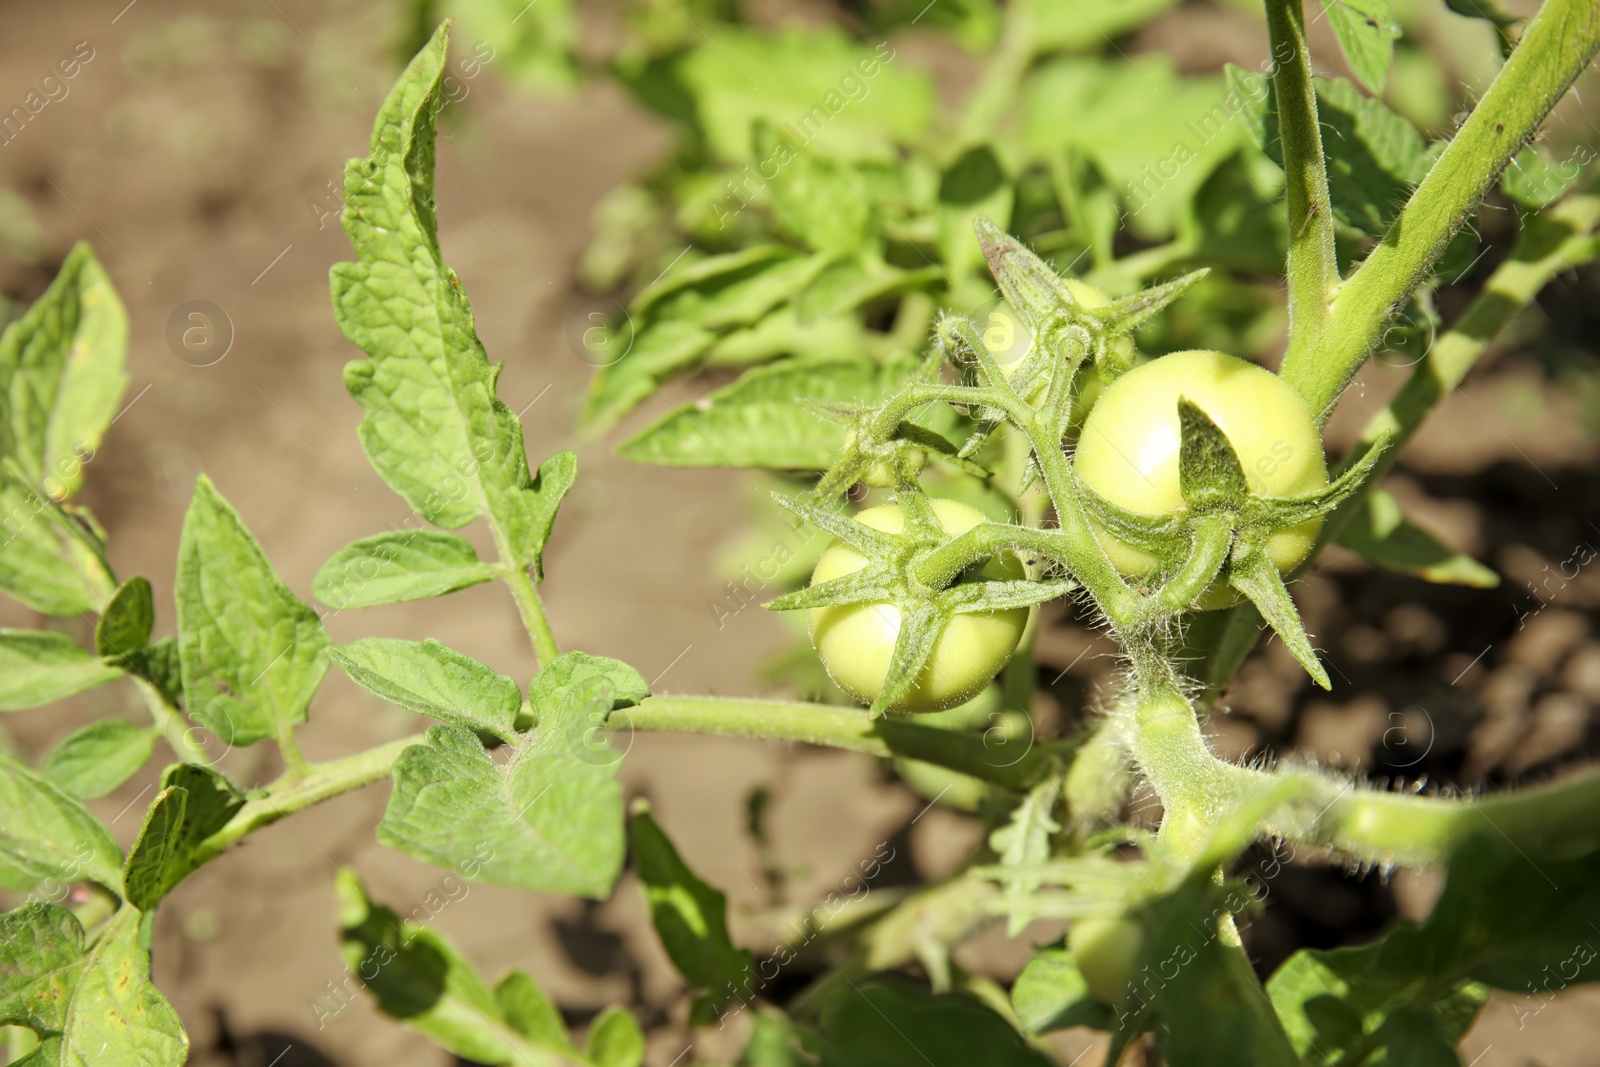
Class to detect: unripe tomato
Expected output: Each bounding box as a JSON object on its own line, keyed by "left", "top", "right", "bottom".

{"left": 843, "top": 430, "right": 927, "bottom": 489}
{"left": 1073, "top": 350, "right": 1327, "bottom": 610}
{"left": 808, "top": 499, "right": 1028, "bottom": 712}
{"left": 1069, "top": 915, "right": 1144, "bottom": 1004}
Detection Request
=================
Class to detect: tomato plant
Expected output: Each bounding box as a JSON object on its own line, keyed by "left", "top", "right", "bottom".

{"left": 3, "top": 3, "right": 1600, "bottom": 1067}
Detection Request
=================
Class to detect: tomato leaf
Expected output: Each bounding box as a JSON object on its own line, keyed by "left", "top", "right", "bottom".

{"left": 0, "top": 903, "right": 87, "bottom": 1034}
{"left": 313, "top": 529, "right": 498, "bottom": 609}
{"left": 0, "top": 630, "right": 123, "bottom": 712}
{"left": 618, "top": 355, "right": 930, "bottom": 469}
{"left": 175, "top": 475, "right": 329, "bottom": 747}
{"left": 54, "top": 905, "right": 187, "bottom": 1065}
{"left": 756, "top": 123, "right": 874, "bottom": 254}
{"left": 334, "top": 869, "right": 581, "bottom": 1065}
{"left": 1316, "top": 0, "right": 1401, "bottom": 94}
{"left": 494, "top": 970, "right": 574, "bottom": 1051}
{"left": 121, "top": 764, "right": 245, "bottom": 910}
{"left": 0, "top": 749, "right": 123, "bottom": 895}
{"left": 329, "top": 637, "right": 521, "bottom": 742}
{"left": 585, "top": 1006, "right": 646, "bottom": 1067}
{"left": 41, "top": 720, "right": 158, "bottom": 800}
{"left": 94, "top": 576, "right": 154, "bottom": 658}
{"left": 815, "top": 975, "right": 1054, "bottom": 1067}
{"left": 631, "top": 801, "right": 754, "bottom": 1023}
{"left": 0, "top": 460, "right": 112, "bottom": 616}
{"left": 1336, "top": 489, "right": 1498, "bottom": 588}
{"left": 332, "top": 21, "right": 574, "bottom": 573}
{"left": 0, "top": 242, "right": 128, "bottom": 501}
{"left": 1011, "top": 945, "right": 1114, "bottom": 1034}
{"left": 988, "top": 766, "right": 1065, "bottom": 936}
{"left": 1024, "top": 0, "right": 1183, "bottom": 53}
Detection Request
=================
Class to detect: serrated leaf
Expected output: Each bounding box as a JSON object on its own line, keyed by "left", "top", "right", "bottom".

{"left": 0, "top": 903, "right": 86, "bottom": 1033}
{"left": 0, "top": 751, "right": 123, "bottom": 892}
{"left": 335, "top": 869, "right": 573, "bottom": 1065}
{"left": 378, "top": 722, "right": 625, "bottom": 898}
{"left": 0, "top": 460, "right": 111, "bottom": 616}
{"left": 582, "top": 319, "right": 717, "bottom": 434}
{"left": 94, "top": 576, "right": 153, "bottom": 658}
{"left": 332, "top": 22, "right": 572, "bottom": 575}
{"left": 175, "top": 475, "right": 329, "bottom": 747}
{"left": 313, "top": 529, "right": 498, "bottom": 609}
{"left": 631, "top": 803, "right": 753, "bottom": 1020}
{"left": 816, "top": 975, "right": 1054, "bottom": 1067}
{"left": 618, "top": 355, "right": 929, "bottom": 469}
{"left": 42, "top": 720, "right": 158, "bottom": 800}
{"left": 330, "top": 637, "right": 521, "bottom": 742}
{"left": 1336, "top": 489, "right": 1498, "bottom": 587}
{"left": 121, "top": 764, "right": 245, "bottom": 910}
{"left": 586, "top": 1007, "right": 645, "bottom": 1067}
{"left": 1011, "top": 946, "right": 1113, "bottom": 1035}
{"left": 0, "top": 243, "right": 128, "bottom": 501}
{"left": 55, "top": 905, "right": 187, "bottom": 1066}
{"left": 0, "top": 631, "right": 123, "bottom": 712}
{"left": 525, "top": 652, "right": 651, "bottom": 728}
{"left": 988, "top": 768, "right": 1065, "bottom": 936}
{"left": 1317, "top": 0, "right": 1401, "bottom": 94}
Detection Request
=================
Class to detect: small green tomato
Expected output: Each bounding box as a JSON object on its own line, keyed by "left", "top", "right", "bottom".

{"left": 843, "top": 429, "right": 927, "bottom": 489}
{"left": 1069, "top": 914, "right": 1145, "bottom": 1004}
{"left": 808, "top": 499, "right": 1028, "bottom": 712}
{"left": 1073, "top": 349, "right": 1328, "bottom": 609}
{"left": 982, "top": 281, "right": 1110, "bottom": 380}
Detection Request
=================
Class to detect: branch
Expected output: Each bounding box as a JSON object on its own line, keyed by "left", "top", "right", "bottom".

{"left": 1265, "top": 0, "right": 1339, "bottom": 365}
{"left": 1279, "top": 0, "right": 1600, "bottom": 418}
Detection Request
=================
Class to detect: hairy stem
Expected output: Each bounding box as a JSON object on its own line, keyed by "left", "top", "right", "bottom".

{"left": 1129, "top": 688, "right": 1600, "bottom": 867}
{"left": 1264, "top": 0, "right": 1338, "bottom": 368}
{"left": 1279, "top": 0, "right": 1600, "bottom": 418}
{"left": 621, "top": 695, "right": 1058, "bottom": 790}
{"left": 499, "top": 560, "right": 560, "bottom": 667}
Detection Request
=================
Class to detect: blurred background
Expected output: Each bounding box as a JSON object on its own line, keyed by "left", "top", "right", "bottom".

{"left": 1, "top": 0, "right": 1599, "bottom": 1063}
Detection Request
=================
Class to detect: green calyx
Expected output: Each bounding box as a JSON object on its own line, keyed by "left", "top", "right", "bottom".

{"left": 764, "top": 490, "right": 1074, "bottom": 716}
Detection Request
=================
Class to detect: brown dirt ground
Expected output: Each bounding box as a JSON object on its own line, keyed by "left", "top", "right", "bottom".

{"left": 2, "top": 2, "right": 1599, "bottom": 1065}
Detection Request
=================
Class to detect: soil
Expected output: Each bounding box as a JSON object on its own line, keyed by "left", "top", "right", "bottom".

{"left": 1, "top": 2, "right": 1598, "bottom": 1065}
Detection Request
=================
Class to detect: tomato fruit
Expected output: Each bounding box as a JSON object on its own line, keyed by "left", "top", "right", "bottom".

{"left": 982, "top": 280, "right": 1110, "bottom": 378}
{"left": 1073, "top": 349, "right": 1327, "bottom": 609}
{"left": 808, "top": 499, "right": 1028, "bottom": 712}
{"left": 1069, "top": 915, "right": 1144, "bottom": 1003}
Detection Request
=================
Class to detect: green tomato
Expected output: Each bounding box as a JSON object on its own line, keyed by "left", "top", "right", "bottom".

{"left": 808, "top": 499, "right": 1028, "bottom": 712}
{"left": 844, "top": 429, "right": 927, "bottom": 489}
{"left": 1074, "top": 349, "right": 1328, "bottom": 610}
{"left": 1069, "top": 915, "right": 1144, "bottom": 1004}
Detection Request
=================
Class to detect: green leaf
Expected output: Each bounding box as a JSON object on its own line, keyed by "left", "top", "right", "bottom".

{"left": 121, "top": 764, "right": 245, "bottom": 910}
{"left": 378, "top": 721, "right": 626, "bottom": 898}
{"left": 313, "top": 529, "right": 497, "bottom": 609}
{"left": 525, "top": 652, "right": 651, "bottom": 728}
{"left": 1025, "top": 0, "right": 1183, "bottom": 52}
{"left": 1011, "top": 946, "right": 1113, "bottom": 1035}
{"left": 988, "top": 768, "right": 1064, "bottom": 936}
{"left": 334, "top": 869, "right": 574, "bottom": 1065}
{"left": 332, "top": 22, "right": 573, "bottom": 573}
{"left": 329, "top": 637, "right": 521, "bottom": 742}
{"left": 175, "top": 475, "right": 329, "bottom": 747}
{"left": 494, "top": 970, "right": 572, "bottom": 1050}
{"left": 618, "top": 355, "right": 929, "bottom": 469}
{"left": 0, "top": 243, "right": 128, "bottom": 501}
{"left": 0, "top": 903, "right": 86, "bottom": 1033}
{"left": 756, "top": 124, "right": 873, "bottom": 254}
{"left": 0, "top": 751, "right": 122, "bottom": 892}
{"left": 675, "top": 29, "right": 934, "bottom": 163}
{"left": 586, "top": 1007, "right": 645, "bottom": 1067}
{"left": 0, "top": 631, "right": 123, "bottom": 712}
{"left": 631, "top": 802, "right": 753, "bottom": 1022}
{"left": 120, "top": 637, "right": 182, "bottom": 712}
{"left": 1336, "top": 489, "right": 1498, "bottom": 587}
{"left": 0, "top": 464, "right": 103, "bottom": 615}
{"left": 1317, "top": 0, "right": 1401, "bottom": 94}
{"left": 1268, "top": 834, "right": 1600, "bottom": 1064}
{"left": 55, "top": 905, "right": 187, "bottom": 1065}
{"left": 582, "top": 319, "right": 717, "bottom": 434}
{"left": 1228, "top": 67, "right": 1428, "bottom": 238}
{"left": 94, "top": 576, "right": 153, "bottom": 658}
{"left": 939, "top": 146, "right": 1014, "bottom": 280}
{"left": 816, "top": 975, "right": 1054, "bottom": 1067}
{"left": 41, "top": 720, "right": 158, "bottom": 800}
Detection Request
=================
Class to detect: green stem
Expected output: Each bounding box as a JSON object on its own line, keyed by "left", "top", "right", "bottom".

{"left": 1129, "top": 688, "right": 1600, "bottom": 867}
{"left": 956, "top": 0, "right": 1035, "bottom": 144}
{"left": 911, "top": 523, "right": 1077, "bottom": 587}
{"left": 1280, "top": 0, "right": 1600, "bottom": 419}
{"left": 499, "top": 561, "right": 560, "bottom": 667}
{"left": 136, "top": 678, "right": 215, "bottom": 768}
{"left": 195, "top": 734, "right": 427, "bottom": 862}
{"left": 621, "top": 695, "right": 1056, "bottom": 790}
{"left": 1264, "top": 0, "right": 1338, "bottom": 368}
